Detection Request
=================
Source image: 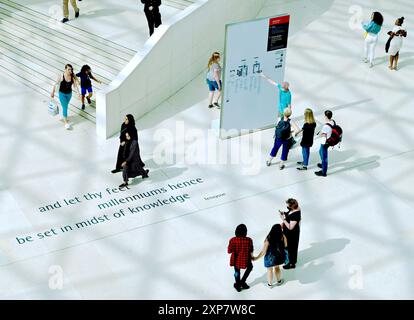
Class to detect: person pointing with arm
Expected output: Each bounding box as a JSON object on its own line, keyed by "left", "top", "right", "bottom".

{"left": 260, "top": 72, "right": 292, "bottom": 120}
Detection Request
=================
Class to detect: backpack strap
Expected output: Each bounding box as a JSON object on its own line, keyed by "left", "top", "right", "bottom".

{"left": 326, "top": 120, "right": 336, "bottom": 129}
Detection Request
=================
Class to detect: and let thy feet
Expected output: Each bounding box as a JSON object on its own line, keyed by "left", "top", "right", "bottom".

{"left": 86, "top": 97, "right": 92, "bottom": 104}
{"left": 208, "top": 104, "right": 214, "bottom": 108}
{"left": 81, "top": 104, "right": 85, "bottom": 110}
{"left": 75, "top": 9, "right": 80, "bottom": 18}
{"left": 61, "top": 18, "right": 69, "bottom": 23}
{"left": 111, "top": 169, "right": 121, "bottom": 174}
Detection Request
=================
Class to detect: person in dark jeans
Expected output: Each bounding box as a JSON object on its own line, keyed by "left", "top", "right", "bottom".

{"left": 279, "top": 198, "right": 301, "bottom": 269}
{"left": 141, "top": 0, "right": 162, "bottom": 36}
{"left": 266, "top": 108, "right": 293, "bottom": 170}
{"left": 295, "top": 108, "right": 316, "bottom": 170}
{"left": 315, "top": 110, "right": 335, "bottom": 177}
{"left": 227, "top": 224, "right": 254, "bottom": 292}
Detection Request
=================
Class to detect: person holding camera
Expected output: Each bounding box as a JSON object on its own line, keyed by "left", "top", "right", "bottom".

{"left": 386, "top": 17, "right": 407, "bottom": 70}
{"left": 279, "top": 198, "right": 301, "bottom": 269}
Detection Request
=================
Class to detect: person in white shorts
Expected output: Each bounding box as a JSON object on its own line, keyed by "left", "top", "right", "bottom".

{"left": 387, "top": 17, "right": 407, "bottom": 70}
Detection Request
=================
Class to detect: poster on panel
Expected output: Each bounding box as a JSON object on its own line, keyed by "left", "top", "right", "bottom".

{"left": 220, "top": 15, "right": 290, "bottom": 139}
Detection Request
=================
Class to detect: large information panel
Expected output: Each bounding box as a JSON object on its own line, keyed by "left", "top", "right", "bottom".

{"left": 220, "top": 15, "right": 290, "bottom": 138}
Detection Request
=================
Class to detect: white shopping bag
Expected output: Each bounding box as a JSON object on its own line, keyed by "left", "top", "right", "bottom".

{"left": 48, "top": 99, "right": 59, "bottom": 116}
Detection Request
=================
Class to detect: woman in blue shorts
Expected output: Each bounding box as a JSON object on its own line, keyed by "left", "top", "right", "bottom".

{"left": 206, "top": 52, "right": 222, "bottom": 109}
{"left": 253, "top": 224, "right": 287, "bottom": 287}
{"left": 76, "top": 65, "right": 102, "bottom": 110}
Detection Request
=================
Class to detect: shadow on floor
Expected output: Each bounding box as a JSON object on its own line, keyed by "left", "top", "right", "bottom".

{"left": 82, "top": 8, "right": 126, "bottom": 19}
{"left": 127, "top": 159, "right": 189, "bottom": 186}
{"left": 330, "top": 155, "right": 381, "bottom": 175}
{"left": 250, "top": 238, "right": 350, "bottom": 286}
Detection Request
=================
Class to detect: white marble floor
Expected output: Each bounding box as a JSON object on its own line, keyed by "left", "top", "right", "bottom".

{"left": 0, "top": 0, "right": 414, "bottom": 299}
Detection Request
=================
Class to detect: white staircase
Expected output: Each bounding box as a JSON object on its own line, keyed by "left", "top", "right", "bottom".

{"left": 163, "top": 0, "right": 197, "bottom": 10}
{"left": 0, "top": 0, "right": 136, "bottom": 122}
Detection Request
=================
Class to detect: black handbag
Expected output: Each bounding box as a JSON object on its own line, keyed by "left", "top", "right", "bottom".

{"left": 288, "top": 136, "right": 297, "bottom": 149}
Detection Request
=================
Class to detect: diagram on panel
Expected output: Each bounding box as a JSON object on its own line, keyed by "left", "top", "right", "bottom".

{"left": 236, "top": 60, "right": 248, "bottom": 77}
{"left": 252, "top": 58, "right": 262, "bottom": 74}
{"left": 274, "top": 51, "right": 284, "bottom": 69}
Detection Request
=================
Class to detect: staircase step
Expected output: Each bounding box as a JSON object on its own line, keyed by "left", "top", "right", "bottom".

{"left": 163, "top": 0, "right": 196, "bottom": 10}
{"left": 0, "top": 27, "right": 113, "bottom": 85}
{"left": 0, "top": 56, "right": 96, "bottom": 122}
{"left": 0, "top": 0, "right": 142, "bottom": 125}
{"left": 0, "top": 9, "right": 126, "bottom": 73}
{"left": 0, "top": 0, "right": 135, "bottom": 60}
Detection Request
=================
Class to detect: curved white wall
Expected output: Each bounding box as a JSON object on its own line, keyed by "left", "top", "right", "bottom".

{"left": 96, "top": 0, "right": 266, "bottom": 139}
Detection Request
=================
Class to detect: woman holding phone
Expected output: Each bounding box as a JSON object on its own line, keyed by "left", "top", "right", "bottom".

{"left": 279, "top": 198, "right": 301, "bottom": 269}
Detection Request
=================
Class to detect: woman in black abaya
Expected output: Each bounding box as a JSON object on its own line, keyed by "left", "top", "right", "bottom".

{"left": 111, "top": 114, "right": 138, "bottom": 174}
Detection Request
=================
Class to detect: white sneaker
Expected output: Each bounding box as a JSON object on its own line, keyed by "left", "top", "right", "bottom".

{"left": 65, "top": 123, "right": 71, "bottom": 130}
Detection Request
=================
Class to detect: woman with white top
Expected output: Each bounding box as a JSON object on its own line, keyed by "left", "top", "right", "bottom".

{"left": 387, "top": 17, "right": 407, "bottom": 70}
{"left": 206, "top": 52, "right": 222, "bottom": 109}
{"left": 362, "top": 12, "right": 384, "bottom": 68}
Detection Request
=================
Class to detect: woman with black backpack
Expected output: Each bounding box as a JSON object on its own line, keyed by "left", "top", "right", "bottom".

{"left": 266, "top": 108, "right": 293, "bottom": 170}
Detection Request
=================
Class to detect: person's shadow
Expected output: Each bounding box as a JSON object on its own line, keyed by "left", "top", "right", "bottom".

{"left": 128, "top": 158, "right": 189, "bottom": 186}
{"left": 250, "top": 238, "right": 350, "bottom": 286}
{"left": 329, "top": 155, "right": 381, "bottom": 175}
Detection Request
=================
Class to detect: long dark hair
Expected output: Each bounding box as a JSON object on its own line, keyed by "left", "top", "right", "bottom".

{"left": 266, "top": 224, "right": 284, "bottom": 248}
{"left": 372, "top": 12, "right": 384, "bottom": 26}
{"left": 65, "top": 64, "right": 75, "bottom": 79}
{"left": 126, "top": 114, "right": 136, "bottom": 127}
{"left": 80, "top": 64, "right": 91, "bottom": 75}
